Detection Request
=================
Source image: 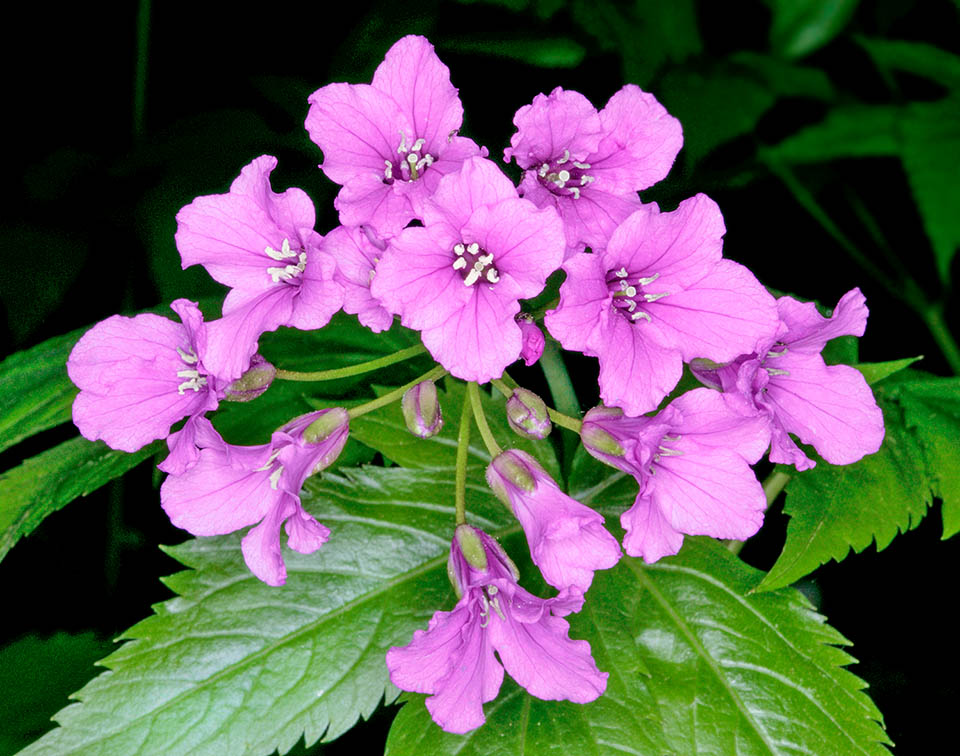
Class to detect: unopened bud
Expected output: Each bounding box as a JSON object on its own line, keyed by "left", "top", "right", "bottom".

{"left": 516, "top": 313, "right": 545, "bottom": 367}
{"left": 487, "top": 450, "right": 537, "bottom": 506}
{"left": 580, "top": 422, "right": 625, "bottom": 458}
{"left": 401, "top": 380, "right": 443, "bottom": 438}
{"left": 303, "top": 407, "right": 349, "bottom": 445}
{"left": 455, "top": 524, "right": 488, "bottom": 570}
{"left": 223, "top": 354, "right": 275, "bottom": 402}
{"left": 506, "top": 387, "right": 552, "bottom": 440}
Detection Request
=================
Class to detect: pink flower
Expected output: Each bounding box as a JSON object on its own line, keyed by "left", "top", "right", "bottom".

{"left": 324, "top": 224, "right": 394, "bottom": 333}
{"left": 504, "top": 85, "right": 683, "bottom": 255}
{"left": 691, "top": 288, "right": 885, "bottom": 471}
{"left": 160, "top": 408, "right": 349, "bottom": 586}
{"left": 386, "top": 525, "right": 607, "bottom": 734}
{"left": 306, "top": 35, "right": 484, "bottom": 239}
{"left": 581, "top": 388, "right": 770, "bottom": 562}
{"left": 371, "top": 157, "right": 565, "bottom": 382}
{"left": 516, "top": 313, "right": 545, "bottom": 366}
{"left": 545, "top": 195, "right": 780, "bottom": 416}
{"left": 67, "top": 299, "right": 221, "bottom": 474}
{"left": 486, "top": 450, "right": 621, "bottom": 591}
{"left": 175, "top": 155, "right": 343, "bottom": 381}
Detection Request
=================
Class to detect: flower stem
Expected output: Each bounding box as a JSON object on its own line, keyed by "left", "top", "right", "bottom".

{"left": 491, "top": 377, "right": 583, "bottom": 432}
{"left": 347, "top": 364, "right": 447, "bottom": 420}
{"left": 275, "top": 344, "right": 428, "bottom": 382}
{"left": 454, "top": 387, "right": 472, "bottom": 526}
{"left": 539, "top": 340, "right": 580, "bottom": 467}
{"left": 468, "top": 382, "right": 502, "bottom": 457}
{"left": 727, "top": 469, "right": 792, "bottom": 555}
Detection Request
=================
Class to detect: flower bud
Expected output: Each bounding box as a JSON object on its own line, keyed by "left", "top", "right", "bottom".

{"left": 516, "top": 313, "right": 545, "bottom": 367}
{"left": 486, "top": 449, "right": 537, "bottom": 507}
{"left": 223, "top": 354, "right": 276, "bottom": 402}
{"left": 401, "top": 380, "right": 443, "bottom": 438}
{"left": 506, "top": 387, "right": 552, "bottom": 440}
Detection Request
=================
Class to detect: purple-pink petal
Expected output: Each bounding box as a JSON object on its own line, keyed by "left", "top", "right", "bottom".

{"left": 776, "top": 287, "right": 869, "bottom": 354}
{"left": 326, "top": 225, "right": 394, "bottom": 332}
{"left": 503, "top": 87, "right": 604, "bottom": 168}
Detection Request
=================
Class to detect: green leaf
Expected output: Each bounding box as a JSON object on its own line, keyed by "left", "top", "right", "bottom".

{"left": 763, "top": 105, "right": 901, "bottom": 163}
{"left": 0, "top": 327, "right": 84, "bottom": 454}
{"left": 730, "top": 51, "right": 836, "bottom": 100}
{"left": 768, "top": 0, "right": 860, "bottom": 60}
{"left": 855, "top": 356, "right": 923, "bottom": 385}
{"left": 387, "top": 537, "right": 890, "bottom": 755}
{"left": 339, "top": 379, "right": 562, "bottom": 483}
{"left": 443, "top": 36, "right": 585, "bottom": 68}
{"left": 857, "top": 37, "right": 960, "bottom": 90}
{"left": 20, "top": 466, "right": 515, "bottom": 756}
{"left": 758, "top": 397, "right": 931, "bottom": 592}
{"left": 0, "top": 632, "right": 113, "bottom": 755}
{"left": 893, "top": 377, "right": 960, "bottom": 538}
{"left": 900, "top": 96, "right": 960, "bottom": 283}
{"left": 0, "top": 437, "right": 162, "bottom": 563}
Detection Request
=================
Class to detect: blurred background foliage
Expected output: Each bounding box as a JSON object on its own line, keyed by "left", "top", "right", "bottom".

{"left": 1, "top": 0, "right": 958, "bottom": 752}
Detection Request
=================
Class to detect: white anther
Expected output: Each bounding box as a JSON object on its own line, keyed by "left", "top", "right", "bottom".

{"left": 368, "top": 268, "right": 376, "bottom": 282}
{"left": 636, "top": 272, "right": 661, "bottom": 286}
{"left": 416, "top": 155, "right": 434, "bottom": 171}
{"left": 767, "top": 347, "right": 788, "bottom": 358}
{"left": 463, "top": 268, "right": 482, "bottom": 286}
{"left": 467, "top": 242, "right": 480, "bottom": 255}
{"left": 615, "top": 267, "right": 628, "bottom": 278}
{"left": 454, "top": 243, "right": 465, "bottom": 255}
{"left": 267, "top": 252, "right": 307, "bottom": 283}
{"left": 558, "top": 169, "right": 571, "bottom": 182}
{"left": 539, "top": 163, "right": 549, "bottom": 177}
{"left": 478, "top": 593, "right": 490, "bottom": 627}
{"left": 268, "top": 465, "right": 284, "bottom": 490}
{"left": 631, "top": 310, "right": 651, "bottom": 322}
{"left": 569, "top": 187, "right": 580, "bottom": 199}
{"left": 657, "top": 445, "right": 683, "bottom": 457}
{"left": 477, "top": 253, "right": 493, "bottom": 266}
{"left": 489, "top": 597, "right": 505, "bottom": 621}
{"left": 486, "top": 269, "right": 500, "bottom": 283}
{"left": 580, "top": 175, "right": 595, "bottom": 186}
{"left": 265, "top": 238, "right": 296, "bottom": 261}
{"left": 397, "top": 130, "right": 408, "bottom": 153}
{"left": 644, "top": 292, "right": 669, "bottom": 302}
{"left": 176, "top": 369, "right": 200, "bottom": 379}
{"left": 625, "top": 285, "right": 637, "bottom": 297}
{"left": 452, "top": 257, "right": 467, "bottom": 270}
{"left": 662, "top": 435, "right": 681, "bottom": 442}
{"left": 383, "top": 160, "right": 393, "bottom": 180}
{"left": 626, "top": 299, "right": 637, "bottom": 311}
{"left": 619, "top": 280, "right": 629, "bottom": 291}
{"left": 177, "top": 376, "right": 207, "bottom": 394}
{"left": 255, "top": 449, "right": 283, "bottom": 472}
{"left": 765, "top": 368, "right": 790, "bottom": 376}
{"left": 557, "top": 149, "right": 570, "bottom": 164}
{"left": 410, "top": 138, "right": 426, "bottom": 153}
{"left": 177, "top": 346, "right": 198, "bottom": 364}
{"left": 572, "top": 161, "right": 591, "bottom": 169}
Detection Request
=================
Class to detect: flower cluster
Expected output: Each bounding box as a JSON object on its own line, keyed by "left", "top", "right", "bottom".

{"left": 65, "top": 34, "right": 884, "bottom": 734}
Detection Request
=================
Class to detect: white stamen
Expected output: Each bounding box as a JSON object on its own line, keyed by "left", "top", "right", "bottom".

{"left": 176, "top": 369, "right": 200, "bottom": 379}
{"left": 580, "top": 175, "right": 595, "bottom": 186}
{"left": 538, "top": 163, "right": 549, "bottom": 177}
{"left": 478, "top": 593, "right": 490, "bottom": 628}
{"left": 767, "top": 347, "right": 788, "bottom": 358}
{"left": 657, "top": 445, "right": 683, "bottom": 457}
{"left": 177, "top": 346, "right": 198, "bottom": 364}
{"left": 572, "top": 161, "right": 591, "bottom": 169}
{"left": 636, "top": 272, "right": 661, "bottom": 286}
{"left": 557, "top": 149, "right": 570, "bottom": 164}
{"left": 766, "top": 368, "right": 790, "bottom": 376}
{"left": 255, "top": 449, "right": 283, "bottom": 472}
{"left": 463, "top": 268, "right": 482, "bottom": 286}
{"left": 619, "top": 280, "right": 629, "bottom": 291}
{"left": 268, "top": 465, "right": 283, "bottom": 490}
{"left": 615, "top": 267, "right": 628, "bottom": 278}
{"left": 467, "top": 242, "right": 480, "bottom": 255}
{"left": 486, "top": 269, "right": 500, "bottom": 283}
{"left": 569, "top": 187, "right": 580, "bottom": 199}
{"left": 368, "top": 268, "right": 376, "bottom": 282}
{"left": 383, "top": 160, "right": 393, "bottom": 180}
{"left": 489, "top": 597, "right": 505, "bottom": 621}
{"left": 644, "top": 292, "right": 669, "bottom": 302}
{"left": 265, "top": 238, "right": 296, "bottom": 261}
{"left": 477, "top": 253, "right": 493, "bottom": 266}
{"left": 626, "top": 299, "right": 637, "bottom": 312}
{"left": 410, "top": 138, "right": 426, "bottom": 153}
{"left": 454, "top": 243, "right": 465, "bottom": 256}
{"left": 631, "top": 310, "right": 651, "bottom": 322}
{"left": 452, "top": 257, "right": 467, "bottom": 270}
{"left": 177, "top": 377, "right": 207, "bottom": 394}
{"left": 406, "top": 153, "right": 418, "bottom": 165}
{"left": 416, "top": 155, "right": 434, "bottom": 171}
{"left": 267, "top": 252, "right": 307, "bottom": 283}
{"left": 397, "top": 130, "right": 408, "bottom": 153}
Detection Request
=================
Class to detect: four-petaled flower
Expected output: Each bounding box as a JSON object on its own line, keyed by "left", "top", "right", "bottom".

{"left": 545, "top": 194, "right": 780, "bottom": 416}
{"left": 306, "top": 35, "right": 484, "bottom": 239}
{"left": 386, "top": 524, "right": 607, "bottom": 734}
{"left": 504, "top": 85, "right": 683, "bottom": 256}
{"left": 371, "top": 156, "right": 565, "bottom": 382}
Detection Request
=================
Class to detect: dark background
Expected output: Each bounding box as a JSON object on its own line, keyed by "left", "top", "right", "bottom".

{"left": 1, "top": 0, "right": 958, "bottom": 753}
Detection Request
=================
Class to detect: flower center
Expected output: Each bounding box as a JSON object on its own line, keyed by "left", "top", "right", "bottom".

{"left": 452, "top": 241, "right": 500, "bottom": 286}
{"left": 478, "top": 584, "right": 505, "bottom": 628}
{"left": 605, "top": 267, "right": 668, "bottom": 323}
{"left": 536, "top": 149, "right": 595, "bottom": 199}
{"left": 265, "top": 238, "right": 307, "bottom": 284}
{"left": 762, "top": 343, "right": 790, "bottom": 378}
{"left": 175, "top": 346, "right": 209, "bottom": 395}
{"left": 383, "top": 130, "right": 435, "bottom": 184}
{"left": 254, "top": 448, "right": 285, "bottom": 489}
{"left": 652, "top": 434, "right": 683, "bottom": 466}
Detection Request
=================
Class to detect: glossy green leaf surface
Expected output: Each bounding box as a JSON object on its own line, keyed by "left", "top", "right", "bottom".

{"left": 768, "top": 0, "right": 860, "bottom": 59}
{"left": 0, "top": 437, "right": 162, "bottom": 563}
{"left": 762, "top": 105, "right": 901, "bottom": 163}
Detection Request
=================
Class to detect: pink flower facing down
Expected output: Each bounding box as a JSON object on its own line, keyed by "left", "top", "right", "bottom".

{"left": 581, "top": 388, "right": 770, "bottom": 562}
{"left": 545, "top": 194, "right": 780, "bottom": 416}
{"left": 324, "top": 224, "right": 394, "bottom": 333}
{"left": 516, "top": 313, "right": 545, "bottom": 366}
{"left": 386, "top": 525, "right": 607, "bottom": 734}
{"left": 691, "top": 288, "right": 885, "bottom": 471}
{"left": 306, "top": 35, "right": 484, "bottom": 239}
{"left": 486, "top": 450, "right": 621, "bottom": 591}
{"left": 67, "top": 299, "right": 221, "bottom": 475}
{"left": 504, "top": 85, "right": 683, "bottom": 255}
{"left": 175, "top": 155, "right": 343, "bottom": 381}
{"left": 371, "top": 157, "right": 565, "bottom": 382}
{"left": 160, "top": 408, "right": 349, "bottom": 586}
